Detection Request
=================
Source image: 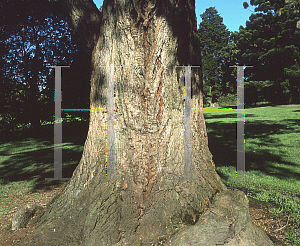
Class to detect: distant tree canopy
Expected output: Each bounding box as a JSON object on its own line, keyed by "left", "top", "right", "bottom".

{"left": 198, "top": 0, "right": 300, "bottom": 107}
{"left": 0, "top": 0, "right": 89, "bottom": 136}
{"left": 1, "top": 0, "right": 300, "bottom": 138}
{"left": 197, "top": 7, "right": 231, "bottom": 104}
{"left": 235, "top": 0, "right": 300, "bottom": 105}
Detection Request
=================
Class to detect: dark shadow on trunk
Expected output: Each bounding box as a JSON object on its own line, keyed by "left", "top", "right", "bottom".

{"left": 14, "top": 1, "right": 274, "bottom": 245}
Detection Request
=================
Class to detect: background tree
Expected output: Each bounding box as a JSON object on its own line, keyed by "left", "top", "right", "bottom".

{"left": 278, "top": 0, "right": 300, "bottom": 104}
{"left": 237, "top": 0, "right": 300, "bottom": 105}
{"left": 278, "top": 0, "right": 300, "bottom": 16}
{"left": 216, "top": 34, "right": 240, "bottom": 101}
{"left": 197, "top": 7, "right": 231, "bottom": 104}
{"left": 0, "top": 0, "right": 84, "bottom": 137}
{"left": 15, "top": 0, "right": 274, "bottom": 245}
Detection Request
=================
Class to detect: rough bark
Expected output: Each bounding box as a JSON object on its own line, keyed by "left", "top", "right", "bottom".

{"left": 60, "top": 0, "right": 102, "bottom": 107}
{"left": 59, "top": 0, "right": 101, "bottom": 56}
{"left": 15, "top": 0, "right": 274, "bottom": 245}
{"left": 162, "top": 189, "right": 274, "bottom": 246}
{"left": 12, "top": 204, "right": 42, "bottom": 231}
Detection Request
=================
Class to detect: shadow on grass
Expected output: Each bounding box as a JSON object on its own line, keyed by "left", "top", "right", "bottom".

{"left": 206, "top": 116, "right": 300, "bottom": 182}
{"left": 0, "top": 119, "right": 89, "bottom": 192}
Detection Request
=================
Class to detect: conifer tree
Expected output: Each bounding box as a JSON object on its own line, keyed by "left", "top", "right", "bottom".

{"left": 197, "top": 7, "right": 231, "bottom": 104}
{"left": 238, "top": 0, "right": 300, "bottom": 105}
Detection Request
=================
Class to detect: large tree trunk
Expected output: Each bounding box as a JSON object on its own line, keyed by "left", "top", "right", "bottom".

{"left": 15, "top": 0, "right": 274, "bottom": 245}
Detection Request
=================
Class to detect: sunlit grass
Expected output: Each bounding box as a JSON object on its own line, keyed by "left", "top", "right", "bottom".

{"left": 1, "top": 105, "right": 300, "bottom": 243}
{"left": 204, "top": 103, "right": 300, "bottom": 245}
{"left": 0, "top": 116, "right": 88, "bottom": 218}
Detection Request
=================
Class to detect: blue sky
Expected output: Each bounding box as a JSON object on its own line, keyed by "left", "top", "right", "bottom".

{"left": 92, "top": 0, "right": 256, "bottom": 33}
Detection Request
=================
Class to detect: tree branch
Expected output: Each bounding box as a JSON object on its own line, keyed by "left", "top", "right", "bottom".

{"left": 60, "top": 0, "right": 101, "bottom": 55}
{"left": 273, "top": 215, "right": 290, "bottom": 232}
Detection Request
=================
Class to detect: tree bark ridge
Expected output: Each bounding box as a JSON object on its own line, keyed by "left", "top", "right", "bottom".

{"left": 14, "top": 1, "right": 273, "bottom": 245}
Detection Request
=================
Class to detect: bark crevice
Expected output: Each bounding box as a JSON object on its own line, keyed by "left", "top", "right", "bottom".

{"left": 14, "top": 1, "right": 273, "bottom": 245}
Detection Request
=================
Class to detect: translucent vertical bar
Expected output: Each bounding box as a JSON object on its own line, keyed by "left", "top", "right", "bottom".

{"left": 46, "top": 66, "right": 71, "bottom": 181}
{"left": 236, "top": 66, "right": 245, "bottom": 179}
{"left": 229, "top": 65, "right": 253, "bottom": 181}
{"left": 106, "top": 66, "right": 116, "bottom": 180}
{"left": 175, "top": 65, "right": 201, "bottom": 180}
{"left": 98, "top": 65, "right": 123, "bottom": 181}
{"left": 184, "top": 66, "right": 192, "bottom": 180}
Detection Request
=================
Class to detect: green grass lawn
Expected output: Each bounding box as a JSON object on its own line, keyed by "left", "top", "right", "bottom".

{"left": 203, "top": 103, "right": 300, "bottom": 245}
{"left": 0, "top": 105, "right": 299, "bottom": 244}
{"left": 0, "top": 116, "right": 89, "bottom": 218}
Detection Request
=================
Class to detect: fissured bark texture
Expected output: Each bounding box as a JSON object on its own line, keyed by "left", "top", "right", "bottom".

{"left": 15, "top": 0, "right": 273, "bottom": 245}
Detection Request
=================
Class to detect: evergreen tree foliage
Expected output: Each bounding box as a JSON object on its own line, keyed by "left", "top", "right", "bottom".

{"left": 216, "top": 33, "right": 242, "bottom": 105}
{"left": 197, "top": 7, "right": 231, "bottom": 104}
{"left": 233, "top": 0, "right": 300, "bottom": 105}
{"left": 278, "top": 0, "right": 300, "bottom": 16}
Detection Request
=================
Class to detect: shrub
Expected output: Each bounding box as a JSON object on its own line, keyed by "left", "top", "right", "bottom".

{"left": 217, "top": 94, "right": 237, "bottom": 107}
